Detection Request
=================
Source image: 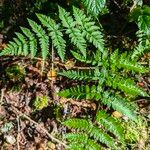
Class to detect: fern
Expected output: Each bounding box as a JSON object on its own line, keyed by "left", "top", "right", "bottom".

{"left": 110, "top": 49, "right": 149, "bottom": 73}
{"left": 0, "top": 5, "right": 149, "bottom": 149}
{"left": 58, "top": 85, "right": 101, "bottom": 100}
{"left": 110, "top": 76, "right": 148, "bottom": 97}
{"left": 58, "top": 6, "right": 87, "bottom": 58}
{"left": 21, "top": 27, "right": 37, "bottom": 58}
{"left": 131, "top": 31, "right": 150, "bottom": 60}
{"left": 27, "top": 19, "right": 49, "bottom": 60}
{"left": 96, "top": 110, "right": 124, "bottom": 142}
{"left": 82, "top": 0, "right": 106, "bottom": 16}
{"left": 73, "top": 7, "right": 104, "bottom": 53}
{"left": 0, "top": 6, "right": 105, "bottom": 64}
{"left": 63, "top": 111, "right": 126, "bottom": 149}
{"left": 130, "top": 5, "right": 150, "bottom": 60}
{"left": 36, "top": 14, "right": 66, "bottom": 61}
{"left": 15, "top": 32, "right": 28, "bottom": 56}
{"left": 58, "top": 70, "right": 99, "bottom": 81}
{"left": 63, "top": 118, "right": 116, "bottom": 149}
{"left": 102, "top": 92, "right": 137, "bottom": 121}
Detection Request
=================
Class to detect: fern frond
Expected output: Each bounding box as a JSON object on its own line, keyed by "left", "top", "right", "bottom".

{"left": 102, "top": 92, "right": 137, "bottom": 121}
{"left": 64, "top": 133, "right": 88, "bottom": 143}
{"left": 82, "top": 0, "right": 106, "bottom": 16}
{"left": 13, "top": 37, "right": 22, "bottom": 55}
{"left": 96, "top": 110, "right": 124, "bottom": 142}
{"left": 111, "top": 76, "right": 148, "bottom": 97}
{"left": 67, "top": 143, "right": 85, "bottom": 150}
{"left": 58, "top": 6, "right": 87, "bottom": 58}
{"left": 90, "top": 125, "right": 116, "bottom": 148}
{"left": 6, "top": 41, "right": 18, "bottom": 55}
{"left": 64, "top": 133, "right": 102, "bottom": 150}
{"left": 21, "top": 27, "right": 37, "bottom": 58}
{"left": 15, "top": 32, "right": 28, "bottom": 56}
{"left": 110, "top": 50, "right": 148, "bottom": 73}
{"left": 71, "top": 51, "right": 94, "bottom": 64}
{"left": 36, "top": 14, "right": 66, "bottom": 61}
{"left": 63, "top": 119, "right": 116, "bottom": 148}
{"left": 86, "top": 138, "right": 102, "bottom": 150}
{"left": 58, "top": 85, "right": 101, "bottom": 100}
{"left": 27, "top": 19, "right": 49, "bottom": 60}
{"left": 110, "top": 49, "right": 119, "bottom": 72}
{"left": 119, "top": 52, "right": 148, "bottom": 73}
{"left": 73, "top": 7, "right": 104, "bottom": 52}
{"left": 59, "top": 70, "right": 99, "bottom": 81}
{"left": 63, "top": 119, "right": 92, "bottom": 131}
{"left": 131, "top": 31, "right": 150, "bottom": 59}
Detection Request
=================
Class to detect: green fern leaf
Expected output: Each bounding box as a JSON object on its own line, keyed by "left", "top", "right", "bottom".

{"left": 71, "top": 51, "right": 94, "bottom": 64}
{"left": 58, "top": 85, "right": 101, "bottom": 100}
{"left": 131, "top": 31, "right": 150, "bottom": 60}
{"left": 15, "top": 32, "right": 28, "bottom": 56}
{"left": 96, "top": 110, "right": 124, "bottom": 142}
{"left": 36, "top": 14, "right": 66, "bottom": 62}
{"left": 64, "top": 133, "right": 102, "bottom": 150}
{"left": 119, "top": 52, "right": 148, "bottom": 73}
{"left": 73, "top": 7, "right": 104, "bottom": 52}
{"left": 63, "top": 119, "right": 92, "bottom": 131}
{"left": 27, "top": 19, "right": 49, "bottom": 60}
{"left": 59, "top": 70, "right": 99, "bottom": 81}
{"left": 102, "top": 92, "right": 137, "bottom": 121}
{"left": 21, "top": 27, "right": 37, "bottom": 58}
{"left": 0, "top": 42, "right": 14, "bottom": 56}
{"left": 67, "top": 143, "right": 85, "bottom": 150}
{"left": 90, "top": 126, "right": 116, "bottom": 149}
{"left": 82, "top": 0, "right": 106, "bottom": 16}
{"left": 112, "top": 77, "right": 148, "bottom": 97}
{"left": 138, "top": 6, "right": 150, "bottom": 35}
{"left": 59, "top": 6, "right": 87, "bottom": 58}
{"left": 63, "top": 119, "right": 116, "bottom": 148}
{"left": 13, "top": 38, "right": 22, "bottom": 55}
{"left": 110, "top": 50, "right": 148, "bottom": 73}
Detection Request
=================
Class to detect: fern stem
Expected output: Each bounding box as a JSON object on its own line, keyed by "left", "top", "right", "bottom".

{"left": 53, "top": 61, "right": 97, "bottom": 70}
{"left": 51, "top": 43, "right": 54, "bottom": 70}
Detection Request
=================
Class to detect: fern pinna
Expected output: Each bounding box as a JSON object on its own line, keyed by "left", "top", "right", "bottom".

{"left": 63, "top": 110, "right": 125, "bottom": 149}
{"left": 0, "top": 4, "right": 150, "bottom": 150}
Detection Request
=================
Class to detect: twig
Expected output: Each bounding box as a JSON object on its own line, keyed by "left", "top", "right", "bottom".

{"left": 1, "top": 56, "right": 97, "bottom": 70}
{"left": 130, "top": 0, "right": 137, "bottom": 12}
{"left": 17, "top": 116, "right": 20, "bottom": 150}
{"left": 54, "top": 61, "right": 97, "bottom": 70}
{"left": 11, "top": 105, "right": 67, "bottom": 148}
{"left": 0, "top": 88, "right": 5, "bottom": 105}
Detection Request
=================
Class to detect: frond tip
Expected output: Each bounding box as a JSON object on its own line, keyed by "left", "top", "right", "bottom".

{"left": 82, "top": 0, "right": 106, "bottom": 16}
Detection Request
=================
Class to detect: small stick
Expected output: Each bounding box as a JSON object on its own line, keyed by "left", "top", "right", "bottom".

{"left": 54, "top": 61, "right": 97, "bottom": 70}
{"left": 17, "top": 116, "right": 20, "bottom": 150}
{"left": 0, "top": 88, "right": 5, "bottom": 104}
{"left": 130, "top": 0, "right": 137, "bottom": 12}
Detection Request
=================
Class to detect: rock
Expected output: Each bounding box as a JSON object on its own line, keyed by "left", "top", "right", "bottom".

{"left": 5, "top": 135, "right": 16, "bottom": 145}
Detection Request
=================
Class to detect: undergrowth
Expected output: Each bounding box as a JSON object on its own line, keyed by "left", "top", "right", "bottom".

{"left": 0, "top": 0, "right": 150, "bottom": 149}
